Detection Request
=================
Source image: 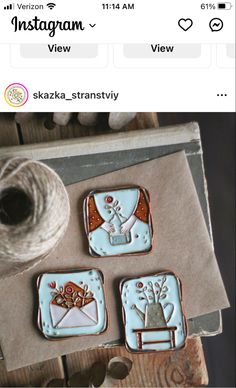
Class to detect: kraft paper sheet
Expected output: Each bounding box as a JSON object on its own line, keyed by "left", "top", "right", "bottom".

{"left": 0, "top": 151, "right": 229, "bottom": 371}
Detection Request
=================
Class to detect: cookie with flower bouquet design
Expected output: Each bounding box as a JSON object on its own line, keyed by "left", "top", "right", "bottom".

{"left": 37, "top": 269, "right": 107, "bottom": 339}
{"left": 83, "top": 186, "right": 153, "bottom": 257}
{"left": 120, "top": 271, "right": 187, "bottom": 353}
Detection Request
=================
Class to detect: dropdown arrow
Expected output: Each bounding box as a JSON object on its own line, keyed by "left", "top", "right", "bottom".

{"left": 89, "top": 24, "right": 96, "bottom": 28}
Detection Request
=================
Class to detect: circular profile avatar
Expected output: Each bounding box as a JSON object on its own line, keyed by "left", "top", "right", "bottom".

{"left": 4, "top": 83, "right": 29, "bottom": 107}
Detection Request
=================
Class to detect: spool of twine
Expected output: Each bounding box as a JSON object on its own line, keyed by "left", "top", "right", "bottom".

{"left": 0, "top": 157, "right": 70, "bottom": 279}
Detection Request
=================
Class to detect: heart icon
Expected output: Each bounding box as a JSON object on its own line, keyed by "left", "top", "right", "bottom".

{"left": 178, "top": 18, "right": 193, "bottom": 31}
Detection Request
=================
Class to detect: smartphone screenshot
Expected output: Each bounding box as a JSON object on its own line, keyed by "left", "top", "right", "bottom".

{"left": 0, "top": 0, "right": 235, "bottom": 387}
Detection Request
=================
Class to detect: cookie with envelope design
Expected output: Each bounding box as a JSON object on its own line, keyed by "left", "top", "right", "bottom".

{"left": 84, "top": 186, "right": 153, "bottom": 257}
{"left": 37, "top": 269, "right": 107, "bottom": 339}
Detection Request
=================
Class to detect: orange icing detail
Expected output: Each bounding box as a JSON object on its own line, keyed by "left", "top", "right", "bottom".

{"left": 134, "top": 189, "right": 149, "bottom": 223}
{"left": 51, "top": 281, "right": 94, "bottom": 309}
{"left": 87, "top": 196, "right": 104, "bottom": 232}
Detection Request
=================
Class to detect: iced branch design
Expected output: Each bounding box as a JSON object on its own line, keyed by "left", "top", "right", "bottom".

{"left": 105, "top": 199, "right": 127, "bottom": 222}
{"left": 49, "top": 281, "right": 94, "bottom": 308}
{"left": 135, "top": 276, "right": 169, "bottom": 304}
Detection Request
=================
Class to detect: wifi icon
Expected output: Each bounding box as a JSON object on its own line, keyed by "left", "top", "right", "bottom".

{"left": 47, "top": 2, "right": 56, "bottom": 9}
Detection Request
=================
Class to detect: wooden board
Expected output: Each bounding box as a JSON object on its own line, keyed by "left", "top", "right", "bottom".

{"left": 0, "top": 114, "right": 20, "bottom": 146}
{"left": 66, "top": 338, "right": 208, "bottom": 387}
{"left": 18, "top": 112, "right": 159, "bottom": 144}
{"left": 0, "top": 358, "right": 64, "bottom": 387}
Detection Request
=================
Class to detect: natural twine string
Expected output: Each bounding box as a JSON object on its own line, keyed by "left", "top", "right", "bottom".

{"left": 0, "top": 157, "right": 70, "bottom": 279}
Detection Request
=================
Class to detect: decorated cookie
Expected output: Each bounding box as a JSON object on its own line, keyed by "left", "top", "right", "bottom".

{"left": 120, "top": 271, "right": 187, "bottom": 352}
{"left": 37, "top": 269, "right": 107, "bottom": 339}
{"left": 83, "top": 186, "right": 153, "bottom": 257}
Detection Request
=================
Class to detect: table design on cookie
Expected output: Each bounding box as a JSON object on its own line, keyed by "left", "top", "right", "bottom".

{"left": 37, "top": 269, "right": 107, "bottom": 339}
{"left": 83, "top": 186, "right": 153, "bottom": 257}
{"left": 120, "top": 271, "right": 187, "bottom": 352}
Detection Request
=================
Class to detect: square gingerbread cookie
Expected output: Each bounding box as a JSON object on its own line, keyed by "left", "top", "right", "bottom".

{"left": 120, "top": 271, "right": 187, "bottom": 353}
{"left": 37, "top": 269, "right": 107, "bottom": 339}
{"left": 83, "top": 186, "right": 153, "bottom": 257}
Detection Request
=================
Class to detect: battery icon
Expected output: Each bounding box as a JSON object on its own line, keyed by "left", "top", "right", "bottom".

{"left": 217, "top": 2, "right": 232, "bottom": 9}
